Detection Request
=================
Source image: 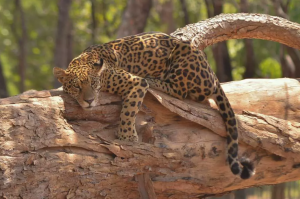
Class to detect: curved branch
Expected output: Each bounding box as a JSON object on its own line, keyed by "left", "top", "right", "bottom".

{"left": 171, "top": 13, "right": 300, "bottom": 50}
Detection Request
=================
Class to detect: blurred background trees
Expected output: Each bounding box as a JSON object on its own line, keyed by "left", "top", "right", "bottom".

{"left": 2, "top": 0, "right": 299, "bottom": 96}
{"left": 0, "top": 0, "right": 300, "bottom": 198}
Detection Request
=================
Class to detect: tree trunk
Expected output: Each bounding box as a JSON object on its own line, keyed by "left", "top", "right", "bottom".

{"left": 14, "top": 0, "right": 27, "bottom": 93}
{"left": 66, "top": 20, "right": 73, "bottom": 65}
{"left": 116, "top": 0, "right": 152, "bottom": 38}
{"left": 155, "top": 0, "right": 176, "bottom": 34}
{"left": 53, "top": 0, "right": 72, "bottom": 88}
{"left": 242, "top": 39, "right": 257, "bottom": 78}
{"left": 1, "top": 78, "right": 300, "bottom": 198}
{"left": 0, "top": 58, "right": 8, "bottom": 98}
{"left": 234, "top": 189, "right": 246, "bottom": 199}
{"left": 206, "top": 0, "right": 233, "bottom": 82}
{"left": 90, "top": 0, "right": 97, "bottom": 44}
{"left": 179, "top": 0, "right": 190, "bottom": 25}
{"left": 271, "top": 183, "right": 285, "bottom": 199}
{"left": 285, "top": 46, "right": 300, "bottom": 77}
{"left": 280, "top": 46, "right": 295, "bottom": 78}
{"left": 272, "top": 0, "right": 299, "bottom": 78}
{"left": 240, "top": 0, "right": 257, "bottom": 79}
{"left": 212, "top": 41, "right": 233, "bottom": 82}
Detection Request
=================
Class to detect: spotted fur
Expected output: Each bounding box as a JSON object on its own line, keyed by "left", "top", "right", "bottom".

{"left": 53, "top": 32, "right": 255, "bottom": 179}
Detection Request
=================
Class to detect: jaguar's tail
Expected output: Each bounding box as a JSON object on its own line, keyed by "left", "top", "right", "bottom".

{"left": 213, "top": 81, "right": 255, "bottom": 179}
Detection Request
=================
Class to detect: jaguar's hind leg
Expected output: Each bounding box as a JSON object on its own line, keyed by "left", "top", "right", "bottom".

{"left": 146, "top": 78, "right": 188, "bottom": 99}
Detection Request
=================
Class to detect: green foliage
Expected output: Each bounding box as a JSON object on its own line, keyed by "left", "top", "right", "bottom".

{"left": 259, "top": 57, "right": 282, "bottom": 78}
{"left": 228, "top": 40, "right": 244, "bottom": 80}
{"left": 0, "top": 0, "right": 127, "bottom": 95}
{"left": 0, "top": 0, "right": 57, "bottom": 95}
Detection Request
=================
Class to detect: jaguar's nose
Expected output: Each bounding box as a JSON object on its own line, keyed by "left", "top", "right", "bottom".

{"left": 84, "top": 99, "right": 94, "bottom": 105}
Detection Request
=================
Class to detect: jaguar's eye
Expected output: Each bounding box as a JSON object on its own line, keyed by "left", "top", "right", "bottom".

{"left": 73, "top": 80, "right": 80, "bottom": 89}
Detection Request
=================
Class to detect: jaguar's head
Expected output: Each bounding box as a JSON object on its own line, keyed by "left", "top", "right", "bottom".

{"left": 53, "top": 52, "right": 103, "bottom": 108}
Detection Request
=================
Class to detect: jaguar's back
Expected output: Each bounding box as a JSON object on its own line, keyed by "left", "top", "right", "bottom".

{"left": 107, "top": 33, "right": 177, "bottom": 77}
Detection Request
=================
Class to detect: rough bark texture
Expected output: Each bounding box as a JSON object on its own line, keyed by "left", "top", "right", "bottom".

{"left": 1, "top": 79, "right": 300, "bottom": 199}
{"left": 171, "top": 13, "right": 300, "bottom": 50}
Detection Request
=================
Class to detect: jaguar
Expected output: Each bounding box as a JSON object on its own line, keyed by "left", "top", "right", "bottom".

{"left": 53, "top": 32, "right": 254, "bottom": 179}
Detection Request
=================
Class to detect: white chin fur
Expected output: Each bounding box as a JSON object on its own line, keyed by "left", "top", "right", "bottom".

{"left": 79, "top": 102, "right": 90, "bottom": 108}
{"left": 90, "top": 100, "right": 97, "bottom": 107}
{"left": 79, "top": 100, "right": 97, "bottom": 109}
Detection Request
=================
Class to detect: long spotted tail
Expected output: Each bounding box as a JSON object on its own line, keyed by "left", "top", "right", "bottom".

{"left": 213, "top": 81, "right": 255, "bottom": 179}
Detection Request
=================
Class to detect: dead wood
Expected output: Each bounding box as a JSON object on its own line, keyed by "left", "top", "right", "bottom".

{"left": 1, "top": 78, "right": 300, "bottom": 199}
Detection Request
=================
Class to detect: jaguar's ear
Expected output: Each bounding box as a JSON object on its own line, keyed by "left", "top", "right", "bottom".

{"left": 93, "top": 58, "right": 104, "bottom": 73}
{"left": 93, "top": 58, "right": 103, "bottom": 68}
{"left": 53, "top": 67, "right": 67, "bottom": 83}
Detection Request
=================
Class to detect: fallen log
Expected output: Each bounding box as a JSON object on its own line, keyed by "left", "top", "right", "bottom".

{"left": 0, "top": 78, "right": 299, "bottom": 199}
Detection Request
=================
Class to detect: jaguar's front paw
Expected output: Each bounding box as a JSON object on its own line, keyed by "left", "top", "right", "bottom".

{"left": 117, "top": 128, "right": 138, "bottom": 142}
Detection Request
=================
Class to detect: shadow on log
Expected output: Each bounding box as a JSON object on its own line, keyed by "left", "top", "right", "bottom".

{"left": 1, "top": 78, "right": 300, "bottom": 199}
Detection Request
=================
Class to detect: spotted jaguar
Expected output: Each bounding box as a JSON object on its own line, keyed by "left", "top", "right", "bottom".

{"left": 53, "top": 32, "right": 254, "bottom": 179}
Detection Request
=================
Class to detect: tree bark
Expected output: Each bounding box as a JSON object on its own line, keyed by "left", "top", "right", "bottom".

{"left": 90, "top": 0, "right": 97, "bottom": 44}
{"left": 240, "top": 0, "right": 258, "bottom": 79}
{"left": 1, "top": 79, "right": 300, "bottom": 198}
{"left": 53, "top": 0, "right": 72, "bottom": 88}
{"left": 206, "top": 0, "right": 233, "bottom": 82}
{"left": 0, "top": 58, "right": 8, "bottom": 98}
{"left": 242, "top": 39, "right": 257, "bottom": 78}
{"left": 285, "top": 46, "right": 300, "bottom": 77}
{"left": 155, "top": 0, "right": 176, "bottom": 34}
{"left": 116, "top": 0, "right": 152, "bottom": 38}
{"left": 234, "top": 189, "right": 246, "bottom": 199}
{"left": 179, "top": 0, "right": 190, "bottom": 25}
{"left": 272, "top": 0, "right": 298, "bottom": 78}
{"left": 271, "top": 183, "right": 285, "bottom": 199}
{"left": 280, "top": 46, "right": 295, "bottom": 78}
{"left": 66, "top": 20, "right": 73, "bottom": 65}
{"left": 12, "top": 0, "right": 27, "bottom": 93}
